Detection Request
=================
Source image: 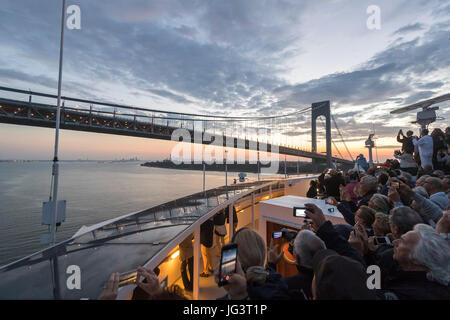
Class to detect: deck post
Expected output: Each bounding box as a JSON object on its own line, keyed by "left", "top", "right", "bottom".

{"left": 228, "top": 204, "right": 234, "bottom": 242}
{"left": 89, "top": 105, "right": 92, "bottom": 126}
{"left": 251, "top": 192, "right": 255, "bottom": 230}
{"left": 193, "top": 227, "right": 200, "bottom": 300}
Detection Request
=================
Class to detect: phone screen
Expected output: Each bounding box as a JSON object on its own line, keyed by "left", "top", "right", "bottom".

{"left": 293, "top": 207, "right": 307, "bottom": 218}
{"left": 375, "top": 237, "right": 390, "bottom": 245}
{"left": 272, "top": 231, "right": 282, "bottom": 239}
{"left": 218, "top": 244, "right": 238, "bottom": 287}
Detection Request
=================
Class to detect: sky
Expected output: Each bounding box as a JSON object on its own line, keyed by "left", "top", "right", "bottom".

{"left": 0, "top": 0, "right": 449, "bottom": 162}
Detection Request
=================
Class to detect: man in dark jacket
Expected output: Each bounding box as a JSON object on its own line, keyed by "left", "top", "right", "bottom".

{"left": 397, "top": 129, "right": 415, "bottom": 154}
{"left": 379, "top": 224, "right": 450, "bottom": 299}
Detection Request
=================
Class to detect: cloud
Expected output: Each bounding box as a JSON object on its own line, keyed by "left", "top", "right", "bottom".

{"left": 147, "top": 89, "right": 193, "bottom": 104}
{"left": 0, "top": 0, "right": 448, "bottom": 151}
{"left": 392, "top": 23, "right": 425, "bottom": 35}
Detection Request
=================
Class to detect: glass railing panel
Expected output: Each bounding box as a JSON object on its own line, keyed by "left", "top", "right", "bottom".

{"left": 0, "top": 181, "right": 271, "bottom": 299}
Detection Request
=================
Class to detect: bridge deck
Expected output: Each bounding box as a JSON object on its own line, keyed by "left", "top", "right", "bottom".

{"left": 0, "top": 97, "right": 352, "bottom": 165}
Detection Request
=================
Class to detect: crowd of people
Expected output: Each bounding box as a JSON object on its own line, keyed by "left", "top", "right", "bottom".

{"left": 98, "top": 126, "right": 449, "bottom": 301}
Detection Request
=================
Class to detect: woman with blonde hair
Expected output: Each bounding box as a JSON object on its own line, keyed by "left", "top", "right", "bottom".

{"left": 216, "top": 228, "right": 290, "bottom": 300}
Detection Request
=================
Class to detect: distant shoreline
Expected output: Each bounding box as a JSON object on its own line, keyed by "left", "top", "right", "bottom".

{"left": 141, "top": 159, "right": 323, "bottom": 174}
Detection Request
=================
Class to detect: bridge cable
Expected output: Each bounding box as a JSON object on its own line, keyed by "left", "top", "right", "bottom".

{"left": 318, "top": 117, "right": 345, "bottom": 160}
{"left": 331, "top": 114, "right": 354, "bottom": 161}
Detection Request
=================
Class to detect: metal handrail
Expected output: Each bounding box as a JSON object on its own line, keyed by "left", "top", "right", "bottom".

{"left": 0, "top": 86, "right": 311, "bottom": 121}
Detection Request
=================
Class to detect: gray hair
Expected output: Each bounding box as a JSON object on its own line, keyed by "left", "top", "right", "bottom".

{"left": 399, "top": 171, "right": 412, "bottom": 184}
{"left": 389, "top": 206, "right": 423, "bottom": 235}
{"left": 361, "top": 175, "right": 378, "bottom": 192}
{"left": 411, "top": 224, "right": 450, "bottom": 286}
{"left": 294, "top": 230, "right": 326, "bottom": 269}
{"left": 413, "top": 186, "right": 429, "bottom": 198}
{"left": 370, "top": 194, "right": 392, "bottom": 212}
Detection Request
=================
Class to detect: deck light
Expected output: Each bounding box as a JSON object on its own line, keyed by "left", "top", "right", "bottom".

{"left": 171, "top": 250, "right": 180, "bottom": 259}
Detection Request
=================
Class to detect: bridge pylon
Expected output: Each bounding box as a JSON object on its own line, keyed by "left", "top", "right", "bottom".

{"left": 311, "top": 101, "right": 332, "bottom": 171}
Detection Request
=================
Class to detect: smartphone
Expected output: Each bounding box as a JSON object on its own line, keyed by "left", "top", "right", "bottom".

{"left": 218, "top": 243, "right": 238, "bottom": 287}
{"left": 272, "top": 231, "right": 282, "bottom": 239}
{"left": 374, "top": 236, "right": 391, "bottom": 245}
{"left": 293, "top": 207, "right": 307, "bottom": 218}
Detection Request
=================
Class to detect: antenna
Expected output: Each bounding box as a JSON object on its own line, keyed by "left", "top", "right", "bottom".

{"left": 390, "top": 93, "right": 449, "bottom": 131}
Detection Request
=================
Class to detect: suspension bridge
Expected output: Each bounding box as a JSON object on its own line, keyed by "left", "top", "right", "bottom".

{"left": 0, "top": 86, "right": 354, "bottom": 168}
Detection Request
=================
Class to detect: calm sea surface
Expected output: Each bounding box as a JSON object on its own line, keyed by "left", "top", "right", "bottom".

{"left": 0, "top": 161, "right": 266, "bottom": 266}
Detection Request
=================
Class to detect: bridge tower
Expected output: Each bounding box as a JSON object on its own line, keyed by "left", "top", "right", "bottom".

{"left": 311, "top": 101, "right": 332, "bottom": 171}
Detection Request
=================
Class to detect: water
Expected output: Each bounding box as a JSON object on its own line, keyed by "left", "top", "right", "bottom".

{"left": 0, "top": 161, "right": 266, "bottom": 266}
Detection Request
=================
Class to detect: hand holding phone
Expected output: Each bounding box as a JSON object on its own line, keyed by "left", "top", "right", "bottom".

{"left": 374, "top": 236, "right": 391, "bottom": 245}
{"left": 293, "top": 207, "right": 308, "bottom": 218}
{"left": 218, "top": 243, "right": 238, "bottom": 287}
{"left": 272, "top": 231, "right": 282, "bottom": 239}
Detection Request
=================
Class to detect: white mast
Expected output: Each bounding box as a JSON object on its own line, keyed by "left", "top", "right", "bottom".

{"left": 49, "top": 0, "right": 67, "bottom": 246}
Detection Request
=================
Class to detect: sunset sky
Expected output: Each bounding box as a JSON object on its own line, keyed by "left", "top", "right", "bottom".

{"left": 0, "top": 0, "right": 449, "bottom": 162}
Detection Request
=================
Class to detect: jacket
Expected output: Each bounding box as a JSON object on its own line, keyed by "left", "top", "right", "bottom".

{"left": 429, "top": 192, "right": 449, "bottom": 210}
{"left": 316, "top": 220, "right": 366, "bottom": 267}
{"left": 394, "top": 153, "right": 417, "bottom": 169}
{"left": 200, "top": 219, "right": 214, "bottom": 248}
{"left": 397, "top": 134, "right": 414, "bottom": 154}
{"left": 381, "top": 270, "right": 450, "bottom": 300}
{"left": 413, "top": 135, "right": 434, "bottom": 157}
{"left": 412, "top": 192, "right": 443, "bottom": 223}
{"left": 247, "top": 267, "right": 291, "bottom": 300}
{"left": 284, "top": 265, "right": 314, "bottom": 300}
{"left": 336, "top": 190, "right": 375, "bottom": 226}
{"left": 217, "top": 266, "right": 291, "bottom": 300}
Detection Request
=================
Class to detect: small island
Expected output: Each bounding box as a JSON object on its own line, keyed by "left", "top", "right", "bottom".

{"left": 141, "top": 159, "right": 330, "bottom": 174}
